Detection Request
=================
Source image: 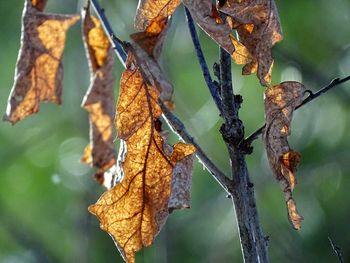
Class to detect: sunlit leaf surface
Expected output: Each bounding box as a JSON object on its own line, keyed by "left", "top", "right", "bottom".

{"left": 4, "top": 0, "right": 79, "bottom": 124}
{"left": 81, "top": 5, "right": 116, "bottom": 185}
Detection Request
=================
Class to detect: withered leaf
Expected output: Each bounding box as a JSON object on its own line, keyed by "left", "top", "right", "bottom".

{"left": 134, "top": 0, "right": 181, "bottom": 30}
{"left": 81, "top": 5, "right": 117, "bottom": 186}
{"left": 89, "top": 18, "right": 196, "bottom": 262}
{"left": 4, "top": 0, "right": 79, "bottom": 124}
{"left": 263, "top": 81, "right": 305, "bottom": 230}
{"left": 219, "top": 0, "right": 283, "bottom": 86}
{"left": 130, "top": 18, "right": 173, "bottom": 102}
{"left": 89, "top": 58, "right": 196, "bottom": 263}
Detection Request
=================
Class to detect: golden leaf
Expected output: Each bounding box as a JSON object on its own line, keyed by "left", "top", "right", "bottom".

{"left": 263, "top": 81, "right": 305, "bottom": 230}
{"left": 3, "top": 0, "right": 79, "bottom": 124}
{"left": 89, "top": 18, "right": 196, "bottom": 262}
{"left": 219, "top": 0, "right": 283, "bottom": 86}
{"left": 134, "top": 0, "right": 181, "bottom": 30}
{"left": 81, "top": 5, "right": 117, "bottom": 186}
{"left": 89, "top": 61, "right": 195, "bottom": 263}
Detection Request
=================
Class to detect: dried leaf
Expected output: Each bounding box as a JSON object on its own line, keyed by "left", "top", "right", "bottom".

{"left": 263, "top": 81, "right": 305, "bottom": 230}
{"left": 219, "top": 0, "right": 283, "bottom": 86}
{"left": 130, "top": 18, "right": 173, "bottom": 102}
{"left": 3, "top": 0, "right": 79, "bottom": 124}
{"left": 135, "top": 0, "right": 181, "bottom": 30}
{"left": 168, "top": 153, "right": 195, "bottom": 210}
{"left": 81, "top": 5, "right": 117, "bottom": 185}
{"left": 89, "top": 17, "right": 196, "bottom": 262}
{"left": 89, "top": 58, "right": 196, "bottom": 263}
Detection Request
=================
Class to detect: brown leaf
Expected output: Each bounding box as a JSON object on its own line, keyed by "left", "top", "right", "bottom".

{"left": 3, "top": 0, "right": 79, "bottom": 124}
{"left": 134, "top": 0, "right": 181, "bottom": 30}
{"left": 129, "top": 18, "right": 173, "bottom": 102}
{"left": 81, "top": 5, "right": 117, "bottom": 186}
{"left": 219, "top": 0, "right": 283, "bottom": 86}
{"left": 89, "top": 17, "right": 196, "bottom": 262}
{"left": 89, "top": 57, "right": 196, "bottom": 263}
{"left": 263, "top": 81, "right": 305, "bottom": 230}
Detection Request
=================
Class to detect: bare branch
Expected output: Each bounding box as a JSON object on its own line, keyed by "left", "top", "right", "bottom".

{"left": 184, "top": 7, "right": 223, "bottom": 114}
{"left": 219, "top": 47, "right": 235, "bottom": 124}
{"left": 244, "top": 75, "right": 350, "bottom": 146}
{"left": 160, "top": 100, "right": 232, "bottom": 193}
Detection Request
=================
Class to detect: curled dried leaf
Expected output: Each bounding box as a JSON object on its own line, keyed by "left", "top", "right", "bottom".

{"left": 263, "top": 81, "right": 305, "bottom": 230}
{"left": 130, "top": 18, "right": 173, "bottom": 102}
{"left": 89, "top": 17, "right": 196, "bottom": 262}
{"left": 135, "top": 0, "right": 181, "bottom": 30}
{"left": 4, "top": 0, "right": 79, "bottom": 124}
{"left": 219, "top": 0, "right": 283, "bottom": 86}
{"left": 89, "top": 58, "right": 196, "bottom": 263}
{"left": 81, "top": 6, "right": 117, "bottom": 185}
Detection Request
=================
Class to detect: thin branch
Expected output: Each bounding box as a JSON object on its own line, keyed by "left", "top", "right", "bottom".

{"left": 160, "top": 100, "right": 231, "bottom": 193}
{"left": 90, "top": 0, "right": 230, "bottom": 193}
{"left": 328, "top": 237, "right": 344, "bottom": 263}
{"left": 244, "top": 75, "right": 350, "bottom": 146}
{"left": 184, "top": 7, "right": 223, "bottom": 114}
{"left": 219, "top": 47, "right": 236, "bottom": 124}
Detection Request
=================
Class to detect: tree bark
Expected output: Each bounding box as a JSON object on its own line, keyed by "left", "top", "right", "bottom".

{"left": 218, "top": 47, "right": 269, "bottom": 262}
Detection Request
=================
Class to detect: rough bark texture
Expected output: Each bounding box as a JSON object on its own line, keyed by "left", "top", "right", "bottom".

{"left": 218, "top": 48, "right": 269, "bottom": 262}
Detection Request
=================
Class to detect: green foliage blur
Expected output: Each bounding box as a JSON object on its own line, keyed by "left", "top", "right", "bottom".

{"left": 1, "top": 0, "right": 350, "bottom": 262}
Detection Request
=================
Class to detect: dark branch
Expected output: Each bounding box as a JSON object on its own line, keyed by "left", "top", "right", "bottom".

{"left": 297, "top": 76, "right": 350, "bottom": 108}
{"left": 244, "top": 75, "right": 350, "bottom": 146}
{"left": 328, "top": 237, "right": 344, "bottom": 263}
{"left": 219, "top": 47, "right": 235, "bottom": 123}
{"left": 184, "top": 7, "right": 223, "bottom": 114}
{"left": 160, "top": 100, "right": 231, "bottom": 193}
{"left": 217, "top": 44, "right": 269, "bottom": 262}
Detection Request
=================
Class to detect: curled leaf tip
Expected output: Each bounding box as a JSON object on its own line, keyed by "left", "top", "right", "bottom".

{"left": 263, "top": 81, "right": 305, "bottom": 229}
{"left": 287, "top": 199, "right": 303, "bottom": 230}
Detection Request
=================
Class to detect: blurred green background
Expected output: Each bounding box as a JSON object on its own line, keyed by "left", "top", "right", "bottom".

{"left": 0, "top": 0, "right": 350, "bottom": 262}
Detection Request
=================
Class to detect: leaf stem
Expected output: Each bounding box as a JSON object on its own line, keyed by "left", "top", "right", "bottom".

{"left": 244, "top": 75, "right": 350, "bottom": 146}
{"left": 184, "top": 7, "right": 223, "bottom": 115}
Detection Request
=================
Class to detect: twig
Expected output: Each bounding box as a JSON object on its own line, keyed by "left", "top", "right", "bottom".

{"left": 160, "top": 100, "right": 231, "bottom": 193}
{"left": 244, "top": 75, "right": 350, "bottom": 146}
{"left": 90, "top": 0, "right": 230, "bottom": 194}
{"left": 184, "top": 7, "right": 223, "bottom": 114}
{"left": 328, "top": 237, "right": 344, "bottom": 263}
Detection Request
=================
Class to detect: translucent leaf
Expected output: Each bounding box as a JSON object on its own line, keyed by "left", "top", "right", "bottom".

{"left": 81, "top": 5, "right": 117, "bottom": 185}
{"left": 3, "top": 0, "right": 79, "bottom": 124}
{"left": 135, "top": 0, "right": 181, "bottom": 30}
{"left": 89, "top": 18, "right": 196, "bottom": 262}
